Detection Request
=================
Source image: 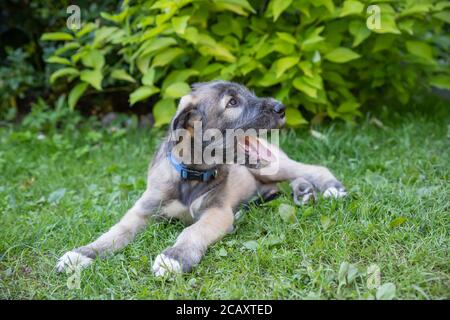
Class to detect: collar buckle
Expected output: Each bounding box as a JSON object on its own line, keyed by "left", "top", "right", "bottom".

{"left": 169, "top": 153, "right": 217, "bottom": 182}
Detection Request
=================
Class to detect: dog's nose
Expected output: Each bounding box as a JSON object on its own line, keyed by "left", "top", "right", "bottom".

{"left": 273, "top": 102, "right": 285, "bottom": 117}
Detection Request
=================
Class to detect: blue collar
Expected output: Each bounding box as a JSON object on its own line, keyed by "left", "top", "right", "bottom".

{"left": 168, "top": 153, "right": 218, "bottom": 182}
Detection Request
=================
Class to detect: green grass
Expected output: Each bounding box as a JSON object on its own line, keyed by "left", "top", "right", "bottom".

{"left": 0, "top": 103, "right": 449, "bottom": 299}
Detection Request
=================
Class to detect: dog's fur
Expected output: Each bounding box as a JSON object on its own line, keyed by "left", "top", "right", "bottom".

{"left": 56, "top": 81, "right": 346, "bottom": 276}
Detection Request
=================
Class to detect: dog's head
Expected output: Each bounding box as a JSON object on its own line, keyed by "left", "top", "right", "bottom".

{"left": 169, "top": 81, "right": 285, "bottom": 167}
{"left": 172, "top": 81, "right": 285, "bottom": 132}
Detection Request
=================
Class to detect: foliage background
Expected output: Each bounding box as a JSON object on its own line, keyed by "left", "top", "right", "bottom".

{"left": 0, "top": 0, "right": 449, "bottom": 125}
{"left": 0, "top": 1, "right": 449, "bottom": 300}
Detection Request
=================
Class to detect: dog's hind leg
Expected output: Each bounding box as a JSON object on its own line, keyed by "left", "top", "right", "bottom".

{"left": 250, "top": 140, "right": 346, "bottom": 200}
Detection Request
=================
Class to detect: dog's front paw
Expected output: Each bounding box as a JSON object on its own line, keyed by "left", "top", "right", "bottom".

{"left": 152, "top": 253, "right": 182, "bottom": 277}
{"left": 56, "top": 251, "right": 93, "bottom": 272}
{"left": 323, "top": 181, "right": 347, "bottom": 198}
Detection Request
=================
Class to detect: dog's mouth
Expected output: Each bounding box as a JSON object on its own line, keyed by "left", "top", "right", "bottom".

{"left": 237, "top": 136, "right": 277, "bottom": 168}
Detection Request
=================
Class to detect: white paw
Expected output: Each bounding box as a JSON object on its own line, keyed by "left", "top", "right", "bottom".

{"left": 323, "top": 187, "right": 347, "bottom": 198}
{"left": 56, "top": 251, "right": 93, "bottom": 273}
{"left": 152, "top": 253, "right": 182, "bottom": 277}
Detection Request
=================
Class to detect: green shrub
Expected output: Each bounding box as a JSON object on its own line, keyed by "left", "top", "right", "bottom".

{"left": 42, "top": 0, "right": 449, "bottom": 126}
{"left": 0, "top": 0, "right": 119, "bottom": 119}
{"left": 0, "top": 48, "right": 43, "bottom": 120}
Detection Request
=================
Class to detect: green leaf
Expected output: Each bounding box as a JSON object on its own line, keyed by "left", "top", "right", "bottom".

{"left": 242, "top": 240, "right": 259, "bottom": 251}
{"left": 137, "top": 55, "right": 151, "bottom": 74}
{"left": 398, "top": 19, "right": 415, "bottom": 35}
{"left": 41, "top": 32, "right": 74, "bottom": 41}
{"left": 46, "top": 56, "right": 72, "bottom": 65}
{"left": 320, "top": 215, "right": 333, "bottom": 230}
{"left": 405, "top": 41, "right": 433, "bottom": 61}
{"left": 68, "top": 82, "right": 89, "bottom": 110}
{"left": 293, "top": 77, "right": 317, "bottom": 98}
{"left": 367, "top": 264, "right": 381, "bottom": 289}
{"left": 152, "top": 48, "right": 184, "bottom": 67}
{"left": 325, "top": 47, "right": 361, "bottom": 63}
{"left": 301, "top": 27, "right": 325, "bottom": 51}
{"left": 142, "top": 68, "right": 156, "bottom": 86}
{"left": 372, "top": 13, "right": 401, "bottom": 35}
{"left": 220, "top": 0, "right": 255, "bottom": 13}
{"left": 399, "top": 4, "right": 430, "bottom": 17}
{"left": 80, "top": 69, "right": 103, "bottom": 90}
{"left": 272, "top": 0, "right": 293, "bottom": 22}
{"left": 48, "top": 188, "right": 66, "bottom": 204}
{"left": 81, "top": 50, "right": 105, "bottom": 69}
{"left": 376, "top": 283, "right": 396, "bottom": 300}
{"left": 278, "top": 204, "right": 297, "bottom": 223}
{"left": 299, "top": 61, "right": 313, "bottom": 77}
{"left": 276, "top": 32, "right": 297, "bottom": 44}
{"left": 129, "top": 86, "right": 160, "bottom": 106}
{"left": 265, "top": 234, "right": 285, "bottom": 247}
{"left": 389, "top": 216, "right": 407, "bottom": 228}
{"left": 198, "top": 43, "right": 236, "bottom": 63}
{"left": 54, "top": 42, "right": 80, "bottom": 56}
{"left": 349, "top": 20, "right": 371, "bottom": 47}
{"left": 50, "top": 68, "right": 79, "bottom": 84}
{"left": 153, "top": 98, "right": 177, "bottom": 127}
{"left": 274, "top": 56, "right": 299, "bottom": 78}
{"left": 110, "top": 69, "right": 136, "bottom": 83}
{"left": 172, "top": 16, "right": 190, "bottom": 34}
{"left": 75, "top": 22, "right": 97, "bottom": 38}
{"left": 164, "top": 82, "right": 191, "bottom": 98}
{"left": 338, "top": 262, "right": 349, "bottom": 285}
{"left": 100, "top": 9, "right": 129, "bottom": 24}
{"left": 218, "top": 247, "right": 228, "bottom": 257}
{"left": 162, "top": 69, "right": 199, "bottom": 89}
{"left": 139, "top": 37, "right": 177, "bottom": 58}
{"left": 315, "top": 0, "right": 335, "bottom": 13}
{"left": 286, "top": 108, "right": 308, "bottom": 126}
{"left": 372, "top": 35, "right": 396, "bottom": 53}
{"left": 347, "top": 264, "right": 359, "bottom": 283}
{"left": 340, "top": 0, "right": 364, "bottom": 17}
{"left": 429, "top": 75, "right": 450, "bottom": 90}
{"left": 337, "top": 101, "right": 360, "bottom": 113}
{"left": 433, "top": 11, "right": 450, "bottom": 24}
{"left": 302, "top": 206, "right": 314, "bottom": 218}
{"left": 302, "top": 73, "right": 323, "bottom": 89}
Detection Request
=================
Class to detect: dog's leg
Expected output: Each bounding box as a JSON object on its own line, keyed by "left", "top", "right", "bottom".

{"left": 252, "top": 140, "right": 346, "bottom": 200}
{"left": 56, "top": 189, "right": 162, "bottom": 272}
{"left": 152, "top": 206, "right": 234, "bottom": 276}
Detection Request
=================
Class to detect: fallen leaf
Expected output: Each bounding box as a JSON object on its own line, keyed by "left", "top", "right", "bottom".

{"left": 302, "top": 206, "right": 314, "bottom": 218}
{"left": 242, "top": 240, "right": 258, "bottom": 251}
{"left": 218, "top": 247, "right": 228, "bottom": 257}
{"left": 320, "top": 215, "right": 333, "bottom": 230}
{"left": 376, "top": 282, "right": 396, "bottom": 300}
{"left": 367, "top": 264, "right": 381, "bottom": 289}
{"left": 278, "top": 204, "right": 297, "bottom": 224}
{"left": 389, "top": 216, "right": 407, "bottom": 228}
{"left": 48, "top": 188, "right": 66, "bottom": 204}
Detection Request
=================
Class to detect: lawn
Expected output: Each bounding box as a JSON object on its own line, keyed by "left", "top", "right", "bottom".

{"left": 0, "top": 100, "right": 448, "bottom": 299}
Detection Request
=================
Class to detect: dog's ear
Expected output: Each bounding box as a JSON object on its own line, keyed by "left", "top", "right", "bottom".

{"left": 171, "top": 105, "right": 203, "bottom": 133}
{"left": 191, "top": 82, "right": 206, "bottom": 92}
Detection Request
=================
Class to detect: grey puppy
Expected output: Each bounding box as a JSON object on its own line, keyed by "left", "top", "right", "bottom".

{"left": 57, "top": 81, "right": 346, "bottom": 276}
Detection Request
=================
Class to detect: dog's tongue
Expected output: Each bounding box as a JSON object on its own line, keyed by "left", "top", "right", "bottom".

{"left": 238, "top": 136, "right": 276, "bottom": 164}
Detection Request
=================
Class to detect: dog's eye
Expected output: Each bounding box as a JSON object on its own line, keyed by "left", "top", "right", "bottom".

{"left": 227, "top": 98, "right": 238, "bottom": 107}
